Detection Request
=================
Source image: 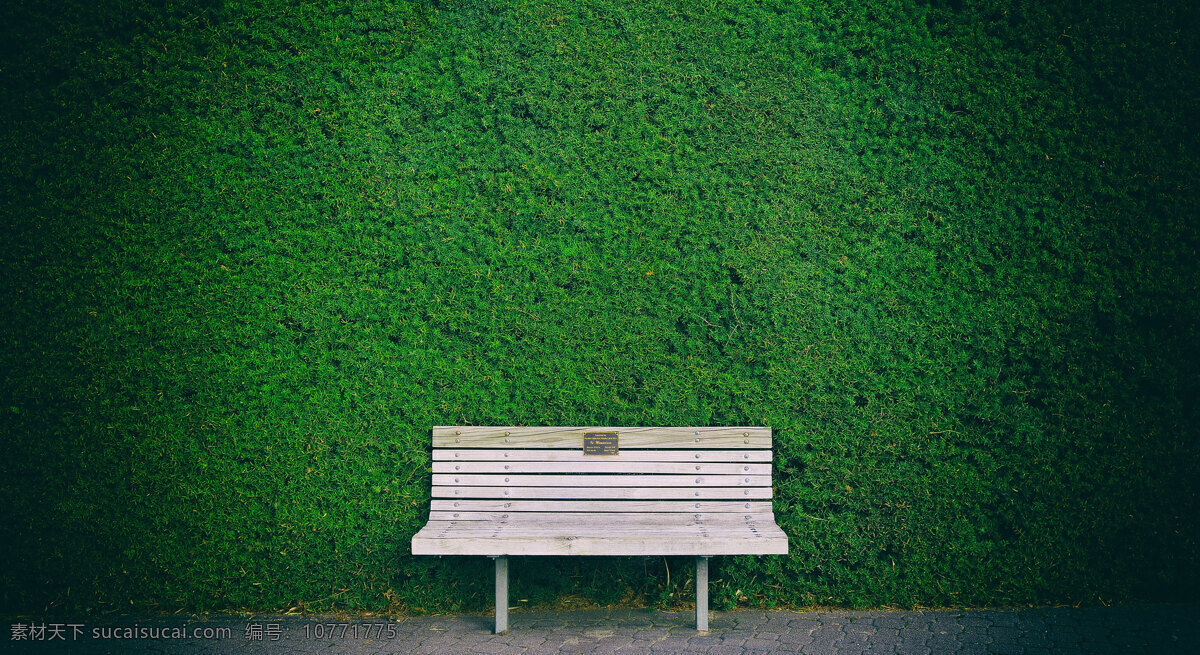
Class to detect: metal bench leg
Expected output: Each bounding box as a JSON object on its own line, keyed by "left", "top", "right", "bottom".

{"left": 696, "top": 556, "right": 710, "bottom": 632}
{"left": 493, "top": 556, "right": 509, "bottom": 634}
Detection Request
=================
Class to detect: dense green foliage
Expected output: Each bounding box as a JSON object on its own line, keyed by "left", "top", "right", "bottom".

{"left": 2, "top": 0, "right": 1197, "bottom": 614}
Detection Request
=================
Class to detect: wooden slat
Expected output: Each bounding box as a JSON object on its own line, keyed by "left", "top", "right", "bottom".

{"left": 412, "top": 536, "right": 789, "bottom": 556}
{"left": 433, "top": 461, "right": 771, "bottom": 475}
{"left": 414, "top": 518, "right": 787, "bottom": 535}
{"left": 434, "top": 449, "right": 773, "bottom": 463}
{"left": 433, "top": 426, "right": 770, "bottom": 449}
{"left": 418, "top": 518, "right": 788, "bottom": 535}
{"left": 432, "top": 474, "right": 771, "bottom": 487}
{"left": 431, "top": 500, "right": 774, "bottom": 513}
{"left": 432, "top": 486, "right": 773, "bottom": 499}
{"left": 412, "top": 526, "right": 789, "bottom": 556}
{"left": 417, "top": 522, "right": 783, "bottom": 536}
{"left": 427, "top": 511, "right": 777, "bottom": 522}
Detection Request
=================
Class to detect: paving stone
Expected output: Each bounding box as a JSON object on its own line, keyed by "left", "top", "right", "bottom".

{"left": 593, "top": 636, "right": 636, "bottom": 652}
{"left": 927, "top": 619, "right": 966, "bottom": 635}
{"left": 985, "top": 642, "right": 1023, "bottom": 655}
{"left": 1020, "top": 627, "right": 1056, "bottom": 649}
{"left": 744, "top": 636, "right": 780, "bottom": 649}
{"left": 690, "top": 633, "right": 737, "bottom": 646}
{"left": 1041, "top": 609, "right": 1080, "bottom": 628}
{"left": 808, "top": 626, "right": 845, "bottom": 652}
{"left": 985, "top": 612, "right": 1020, "bottom": 628}
{"left": 730, "top": 611, "right": 768, "bottom": 627}
{"left": 957, "top": 612, "right": 991, "bottom": 626}
{"left": 788, "top": 617, "right": 824, "bottom": 631}
{"left": 874, "top": 616, "right": 909, "bottom": 630}
{"left": 478, "top": 645, "right": 525, "bottom": 655}
{"left": 926, "top": 633, "right": 962, "bottom": 652}
{"left": 986, "top": 625, "right": 1021, "bottom": 641}
{"left": 777, "top": 628, "right": 816, "bottom": 645}
{"left": 832, "top": 629, "right": 872, "bottom": 649}
{"left": 759, "top": 616, "right": 794, "bottom": 631}
{"left": 703, "top": 645, "right": 749, "bottom": 655}
{"left": 870, "top": 627, "right": 901, "bottom": 642}
{"left": 958, "top": 628, "right": 993, "bottom": 646}
{"left": 647, "top": 635, "right": 697, "bottom": 651}
{"left": 893, "top": 641, "right": 932, "bottom": 655}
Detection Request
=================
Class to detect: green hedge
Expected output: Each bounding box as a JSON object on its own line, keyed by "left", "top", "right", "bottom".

{"left": 2, "top": 0, "right": 1196, "bottom": 614}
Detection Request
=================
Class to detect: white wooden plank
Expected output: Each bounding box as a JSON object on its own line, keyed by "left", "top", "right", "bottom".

{"left": 434, "top": 449, "right": 773, "bottom": 462}
{"left": 432, "top": 474, "right": 772, "bottom": 487}
{"left": 416, "top": 524, "right": 782, "bottom": 538}
{"left": 413, "top": 519, "right": 788, "bottom": 537}
{"left": 425, "top": 511, "right": 775, "bottom": 522}
{"left": 415, "top": 511, "right": 788, "bottom": 532}
{"left": 432, "top": 486, "right": 773, "bottom": 499}
{"left": 411, "top": 532, "right": 789, "bottom": 556}
{"left": 432, "top": 426, "right": 770, "bottom": 449}
{"left": 433, "top": 461, "right": 772, "bottom": 475}
{"left": 431, "top": 500, "right": 774, "bottom": 513}
{"left": 428, "top": 511, "right": 778, "bottom": 521}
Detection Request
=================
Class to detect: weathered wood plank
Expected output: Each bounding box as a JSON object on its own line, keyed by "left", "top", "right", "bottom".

{"left": 434, "top": 449, "right": 773, "bottom": 463}
{"left": 411, "top": 532, "right": 789, "bottom": 556}
{"left": 415, "top": 517, "right": 787, "bottom": 532}
{"left": 433, "top": 461, "right": 772, "bottom": 475}
{"left": 432, "top": 486, "right": 773, "bottom": 499}
{"left": 416, "top": 524, "right": 784, "bottom": 538}
{"left": 432, "top": 426, "right": 770, "bottom": 449}
{"left": 426, "top": 511, "right": 778, "bottom": 522}
{"left": 431, "top": 474, "right": 771, "bottom": 487}
{"left": 431, "top": 500, "right": 774, "bottom": 513}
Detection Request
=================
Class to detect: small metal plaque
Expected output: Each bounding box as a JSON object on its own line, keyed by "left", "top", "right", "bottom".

{"left": 583, "top": 432, "right": 619, "bottom": 456}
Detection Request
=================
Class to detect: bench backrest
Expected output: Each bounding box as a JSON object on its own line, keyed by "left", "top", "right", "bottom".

{"left": 429, "top": 426, "right": 774, "bottom": 520}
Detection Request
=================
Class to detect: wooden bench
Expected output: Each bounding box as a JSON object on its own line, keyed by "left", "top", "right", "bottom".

{"left": 411, "top": 426, "right": 788, "bottom": 633}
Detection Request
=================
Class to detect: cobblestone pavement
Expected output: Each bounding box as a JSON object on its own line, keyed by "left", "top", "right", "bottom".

{"left": 7, "top": 604, "right": 1197, "bottom": 654}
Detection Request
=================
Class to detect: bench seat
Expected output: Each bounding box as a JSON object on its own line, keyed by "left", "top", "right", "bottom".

{"left": 413, "top": 512, "right": 789, "bottom": 556}
{"left": 412, "top": 426, "right": 788, "bottom": 633}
